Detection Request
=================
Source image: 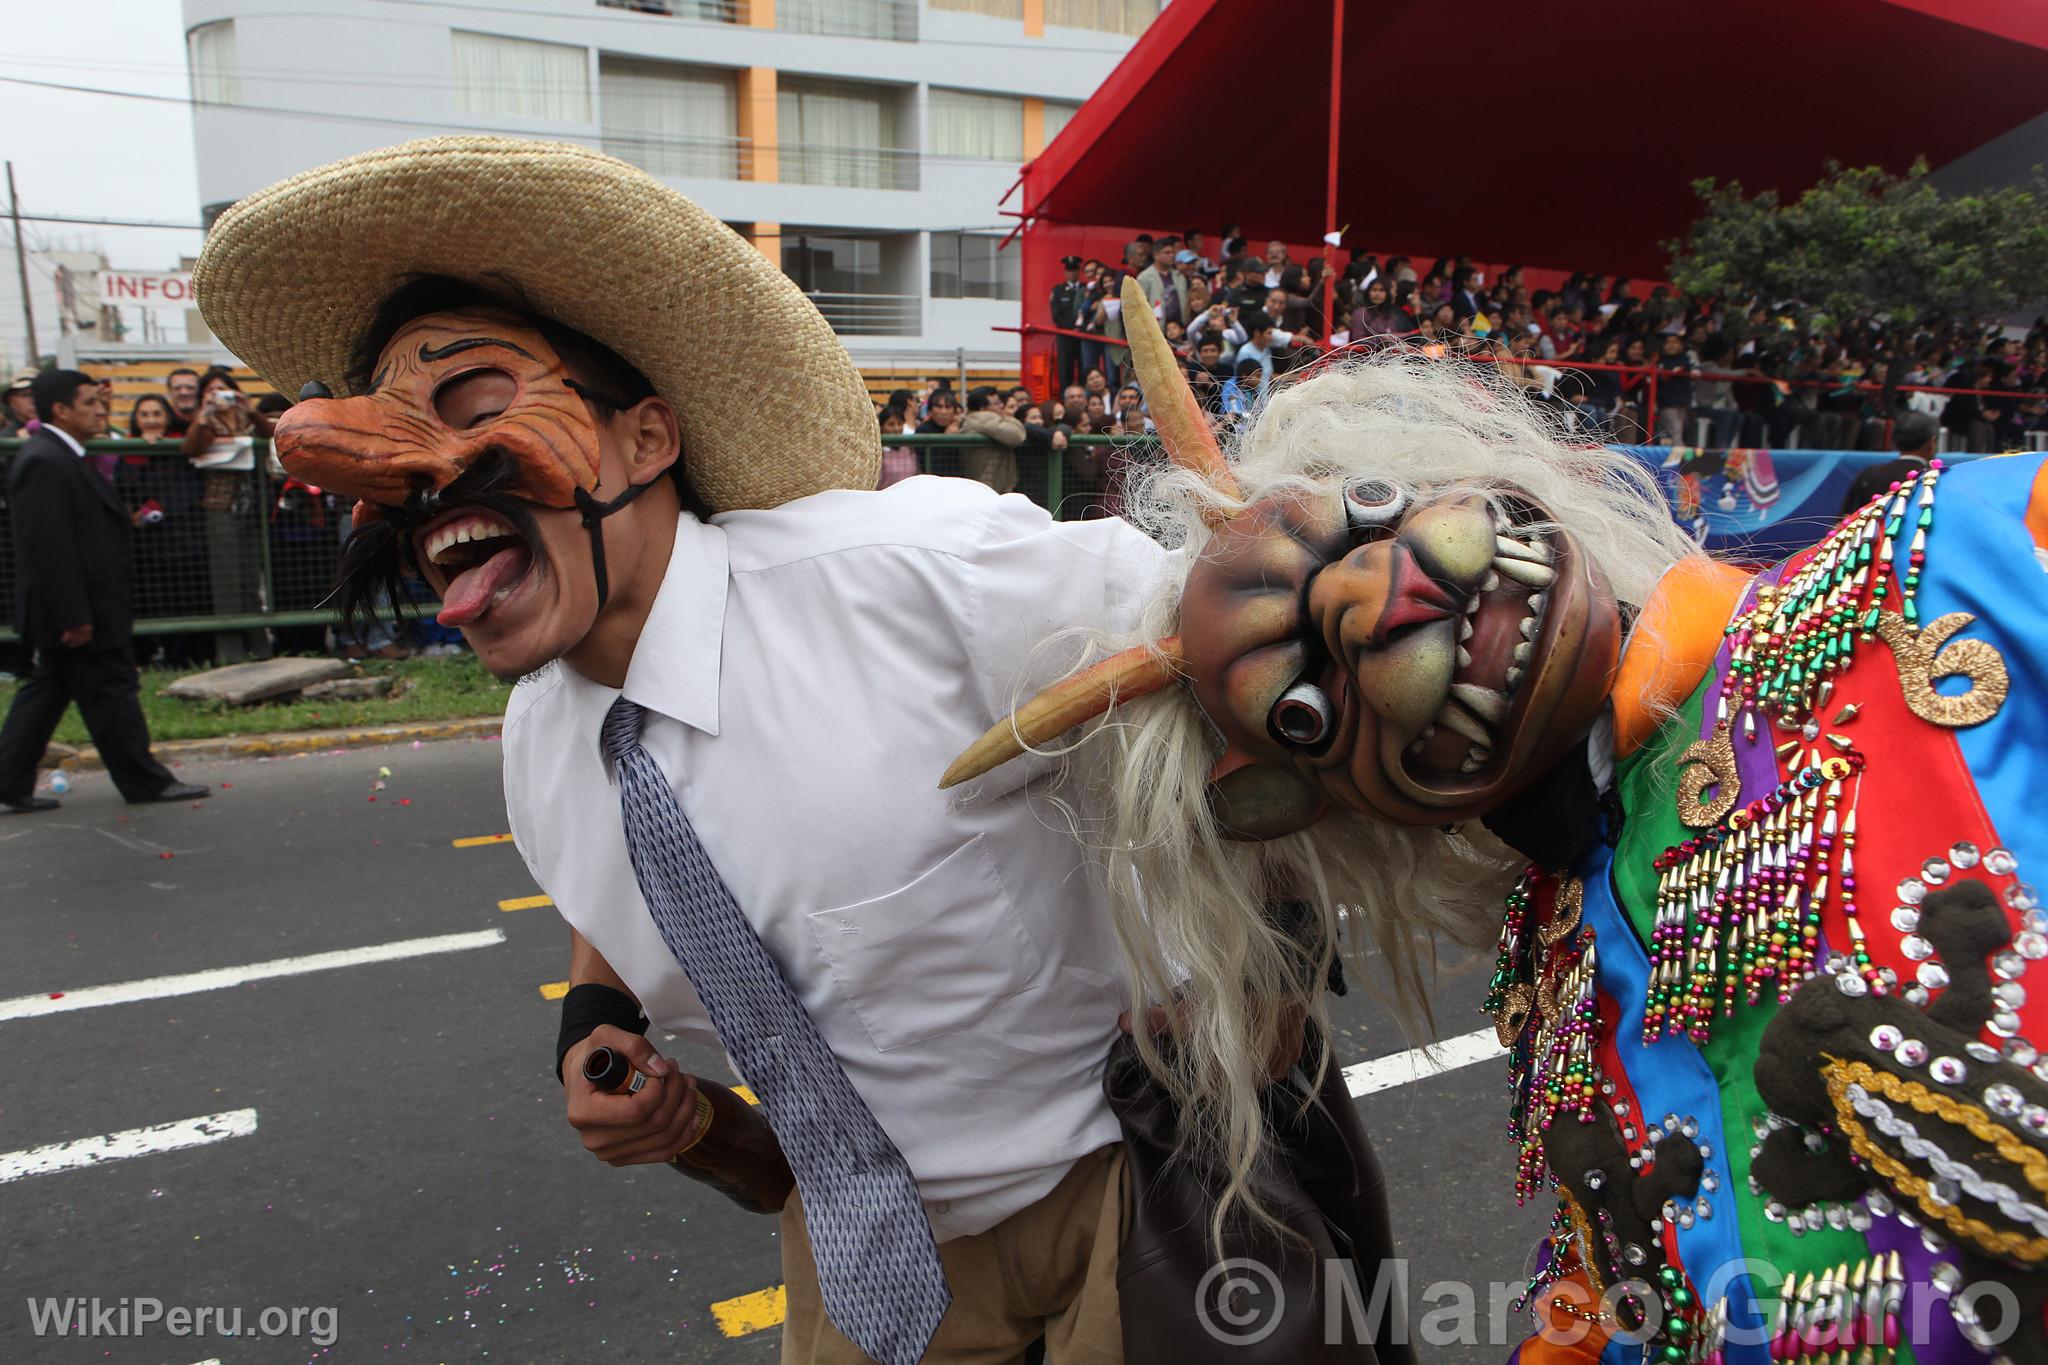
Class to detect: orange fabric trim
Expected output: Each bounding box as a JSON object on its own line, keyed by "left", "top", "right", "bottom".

{"left": 1611, "top": 557, "right": 1754, "bottom": 759}
{"left": 1519, "top": 1269, "right": 1614, "bottom": 1361}
{"left": 2028, "top": 458, "right": 2048, "bottom": 551}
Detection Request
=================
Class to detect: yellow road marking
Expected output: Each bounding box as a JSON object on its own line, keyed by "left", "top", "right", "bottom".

{"left": 452, "top": 833, "right": 514, "bottom": 848}
{"left": 710, "top": 1285, "right": 786, "bottom": 1337}
{"left": 498, "top": 894, "right": 553, "bottom": 912}
{"left": 538, "top": 981, "right": 570, "bottom": 1001}
{"left": 731, "top": 1085, "right": 759, "bottom": 1106}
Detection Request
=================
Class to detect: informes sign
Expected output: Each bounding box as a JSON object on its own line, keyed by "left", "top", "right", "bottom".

{"left": 98, "top": 271, "right": 195, "bottom": 307}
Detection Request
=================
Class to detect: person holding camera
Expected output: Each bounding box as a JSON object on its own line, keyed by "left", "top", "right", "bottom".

{"left": 0, "top": 370, "right": 207, "bottom": 813}
{"left": 179, "top": 367, "right": 275, "bottom": 662}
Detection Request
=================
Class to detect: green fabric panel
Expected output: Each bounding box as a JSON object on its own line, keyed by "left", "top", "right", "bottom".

{"left": 1607, "top": 693, "right": 1903, "bottom": 1358}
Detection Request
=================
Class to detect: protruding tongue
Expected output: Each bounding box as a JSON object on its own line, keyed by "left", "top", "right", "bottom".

{"left": 437, "top": 544, "right": 531, "bottom": 627}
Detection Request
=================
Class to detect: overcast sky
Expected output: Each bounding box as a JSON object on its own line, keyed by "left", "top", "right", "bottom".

{"left": 1, "top": 0, "right": 205, "bottom": 271}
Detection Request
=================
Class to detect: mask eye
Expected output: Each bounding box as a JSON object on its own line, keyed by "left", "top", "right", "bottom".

{"left": 1345, "top": 479, "right": 1410, "bottom": 533}
{"left": 432, "top": 368, "right": 517, "bottom": 429}
{"left": 1270, "top": 681, "right": 1334, "bottom": 748}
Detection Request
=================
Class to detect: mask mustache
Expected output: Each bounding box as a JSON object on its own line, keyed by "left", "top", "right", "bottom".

{"left": 377, "top": 449, "right": 546, "bottom": 574}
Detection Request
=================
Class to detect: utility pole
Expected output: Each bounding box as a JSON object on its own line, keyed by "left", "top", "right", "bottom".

{"left": 6, "top": 161, "right": 39, "bottom": 367}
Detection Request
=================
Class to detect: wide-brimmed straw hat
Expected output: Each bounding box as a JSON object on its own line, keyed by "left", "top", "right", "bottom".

{"left": 191, "top": 136, "right": 878, "bottom": 512}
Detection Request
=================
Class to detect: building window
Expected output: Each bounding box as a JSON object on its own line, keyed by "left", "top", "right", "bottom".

{"left": 596, "top": 0, "right": 743, "bottom": 20}
{"left": 599, "top": 57, "right": 739, "bottom": 178}
{"left": 1045, "top": 0, "right": 1160, "bottom": 37}
{"left": 928, "top": 0, "right": 1022, "bottom": 16}
{"left": 188, "top": 21, "right": 240, "bottom": 105}
{"left": 777, "top": 0, "right": 913, "bottom": 42}
{"left": 930, "top": 233, "right": 1020, "bottom": 301}
{"left": 778, "top": 78, "right": 915, "bottom": 190}
{"left": 782, "top": 233, "right": 918, "bottom": 334}
{"left": 451, "top": 31, "right": 591, "bottom": 123}
{"left": 929, "top": 89, "right": 1024, "bottom": 161}
{"left": 1043, "top": 100, "right": 1081, "bottom": 144}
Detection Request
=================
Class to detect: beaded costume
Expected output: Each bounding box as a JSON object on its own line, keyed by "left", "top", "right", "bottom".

{"left": 1495, "top": 453, "right": 2048, "bottom": 1364}
{"left": 943, "top": 278, "right": 2048, "bottom": 1364}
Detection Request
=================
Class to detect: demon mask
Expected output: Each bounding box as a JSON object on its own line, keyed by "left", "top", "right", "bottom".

{"left": 943, "top": 278, "right": 1622, "bottom": 840}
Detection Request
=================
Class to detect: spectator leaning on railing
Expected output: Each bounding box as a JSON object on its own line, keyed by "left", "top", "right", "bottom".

{"left": 957, "top": 386, "right": 1027, "bottom": 495}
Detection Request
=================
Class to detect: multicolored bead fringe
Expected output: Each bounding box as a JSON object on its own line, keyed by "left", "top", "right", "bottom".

{"left": 1640, "top": 464, "right": 1943, "bottom": 1045}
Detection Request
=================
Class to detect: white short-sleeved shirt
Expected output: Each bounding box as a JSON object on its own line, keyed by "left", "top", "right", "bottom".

{"left": 504, "top": 476, "right": 1169, "bottom": 1239}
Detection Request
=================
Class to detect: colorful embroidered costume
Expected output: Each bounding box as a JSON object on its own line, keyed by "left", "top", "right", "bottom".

{"left": 1497, "top": 453, "right": 2048, "bottom": 1364}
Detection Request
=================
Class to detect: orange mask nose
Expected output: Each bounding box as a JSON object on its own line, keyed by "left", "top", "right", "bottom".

{"left": 275, "top": 395, "right": 476, "bottom": 508}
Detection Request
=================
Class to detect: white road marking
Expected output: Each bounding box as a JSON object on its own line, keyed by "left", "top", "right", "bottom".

{"left": 1343, "top": 1026, "right": 1502, "bottom": 1098}
{"left": 0, "top": 1109, "right": 258, "bottom": 1184}
{"left": 0, "top": 929, "right": 506, "bottom": 1022}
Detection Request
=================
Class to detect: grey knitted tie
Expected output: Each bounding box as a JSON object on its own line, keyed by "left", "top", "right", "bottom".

{"left": 602, "top": 697, "right": 950, "bottom": 1364}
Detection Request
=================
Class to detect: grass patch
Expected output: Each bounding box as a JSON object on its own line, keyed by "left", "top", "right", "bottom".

{"left": 0, "top": 654, "right": 514, "bottom": 745}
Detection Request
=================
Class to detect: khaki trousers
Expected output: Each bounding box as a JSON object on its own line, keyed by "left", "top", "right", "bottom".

{"left": 780, "top": 1145, "right": 1125, "bottom": 1365}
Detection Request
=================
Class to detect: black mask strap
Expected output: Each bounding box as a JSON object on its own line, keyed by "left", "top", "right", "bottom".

{"left": 573, "top": 478, "right": 658, "bottom": 612}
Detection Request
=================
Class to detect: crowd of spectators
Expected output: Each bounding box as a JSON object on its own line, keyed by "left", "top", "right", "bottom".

{"left": 1, "top": 366, "right": 466, "bottom": 667}
{"left": 1019, "top": 232, "right": 2048, "bottom": 456}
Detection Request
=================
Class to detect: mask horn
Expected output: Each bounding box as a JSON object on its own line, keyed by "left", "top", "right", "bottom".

{"left": 1120, "top": 277, "right": 1242, "bottom": 519}
{"left": 940, "top": 636, "right": 1185, "bottom": 789}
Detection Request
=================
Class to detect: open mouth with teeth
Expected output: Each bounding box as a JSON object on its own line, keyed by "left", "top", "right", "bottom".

{"left": 1403, "top": 529, "right": 1558, "bottom": 781}
{"left": 416, "top": 509, "right": 538, "bottom": 628}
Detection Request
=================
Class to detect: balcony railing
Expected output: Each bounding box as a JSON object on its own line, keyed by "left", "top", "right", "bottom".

{"left": 597, "top": 0, "right": 745, "bottom": 21}
{"left": 779, "top": 142, "right": 920, "bottom": 191}
{"left": 807, "top": 292, "right": 920, "bottom": 336}
{"left": 596, "top": 0, "right": 916, "bottom": 38}
{"left": 600, "top": 131, "right": 754, "bottom": 181}
{"left": 775, "top": 0, "right": 916, "bottom": 40}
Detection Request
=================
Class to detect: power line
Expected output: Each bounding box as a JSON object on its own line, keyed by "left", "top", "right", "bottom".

{"left": 14, "top": 213, "right": 207, "bottom": 232}
{"left": 0, "top": 74, "right": 1066, "bottom": 169}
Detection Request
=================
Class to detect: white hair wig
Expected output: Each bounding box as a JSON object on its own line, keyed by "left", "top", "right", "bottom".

{"left": 1056, "top": 351, "right": 1700, "bottom": 1241}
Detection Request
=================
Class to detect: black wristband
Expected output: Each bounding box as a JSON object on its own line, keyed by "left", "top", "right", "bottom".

{"left": 555, "top": 983, "right": 650, "bottom": 1083}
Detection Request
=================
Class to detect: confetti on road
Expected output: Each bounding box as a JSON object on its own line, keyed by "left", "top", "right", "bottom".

{"left": 452, "top": 833, "right": 515, "bottom": 848}
{"left": 497, "top": 895, "right": 552, "bottom": 912}
{"left": 538, "top": 981, "right": 570, "bottom": 1001}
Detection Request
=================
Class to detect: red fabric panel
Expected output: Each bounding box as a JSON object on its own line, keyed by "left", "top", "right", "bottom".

{"left": 1023, "top": 0, "right": 2048, "bottom": 282}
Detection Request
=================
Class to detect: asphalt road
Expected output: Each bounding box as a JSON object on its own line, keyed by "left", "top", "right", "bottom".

{"left": 0, "top": 737, "right": 1548, "bottom": 1365}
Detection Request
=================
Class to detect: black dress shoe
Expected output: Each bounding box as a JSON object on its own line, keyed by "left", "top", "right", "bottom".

{"left": 134, "top": 782, "right": 210, "bottom": 804}
{"left": 2, "top": 795, "right": 59, "bottom": 814}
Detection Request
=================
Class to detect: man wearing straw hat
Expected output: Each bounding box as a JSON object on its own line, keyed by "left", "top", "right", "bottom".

{"left": 192, "top": 137, "right": 1185, "bottom": 1365}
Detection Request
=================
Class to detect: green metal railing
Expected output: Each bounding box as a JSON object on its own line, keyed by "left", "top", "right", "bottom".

{"left": 0, "top": 432, "right": 1155, "bottom": 646}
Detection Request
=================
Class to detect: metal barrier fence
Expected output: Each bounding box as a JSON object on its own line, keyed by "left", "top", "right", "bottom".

{"left": 0, "top": 434, "right": 1119, "bottom": 648}
{"left": 0, "top": 439, "right": 357, "bottom": 654}
{"left": 0, "top": 432, "right": 1984, "bottom": 648}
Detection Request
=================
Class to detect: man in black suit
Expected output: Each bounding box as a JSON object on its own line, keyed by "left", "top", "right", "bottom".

{"left": 0, "top": 369, "right": 207, "bottom": 813}
{"left": 1049, "top": 256, "right": 1087, "bottom": 392}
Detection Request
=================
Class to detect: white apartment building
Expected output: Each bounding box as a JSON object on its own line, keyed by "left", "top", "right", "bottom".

{"left": 180, "top": 0, "right": 1156, "bottom": 378}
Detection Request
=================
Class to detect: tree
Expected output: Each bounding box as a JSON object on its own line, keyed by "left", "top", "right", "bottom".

{"left": 1665, "top": 160, "right": 2048, "bottom": 336}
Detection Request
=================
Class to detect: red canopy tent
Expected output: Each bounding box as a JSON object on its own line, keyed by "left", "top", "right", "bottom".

{"left": 1008, "top": 0, "right": 2048, "bottom": 393}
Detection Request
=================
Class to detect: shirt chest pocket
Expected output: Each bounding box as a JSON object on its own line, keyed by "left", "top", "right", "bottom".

{"left": 805, "top": 834, "right": 1044, "bottom": 1053}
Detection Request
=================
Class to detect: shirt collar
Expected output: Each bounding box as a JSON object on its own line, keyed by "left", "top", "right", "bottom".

{"left": 46, "top": 425, "right": 85, "bottom": 458}
{"left": 579, "top": 510, "right": 728, "bottom": 765}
